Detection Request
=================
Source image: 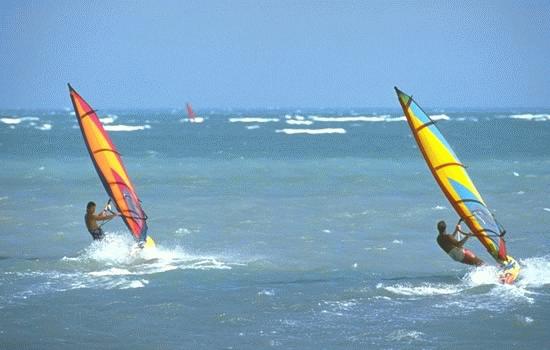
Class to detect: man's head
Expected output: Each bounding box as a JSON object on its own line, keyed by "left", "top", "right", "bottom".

{"left": 437, "top": 220, "right": 446, "bottom": 234}
{"left": 87, "top": 201, "right": 96, "bottom": 213}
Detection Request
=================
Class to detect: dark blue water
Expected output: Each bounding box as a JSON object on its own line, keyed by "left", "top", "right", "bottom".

{"left": 1, "top": 108, "right": 549, "bottom": 349}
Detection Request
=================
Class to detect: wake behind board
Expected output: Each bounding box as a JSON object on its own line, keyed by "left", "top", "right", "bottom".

{"left": 395, "top": 87, "right": 520, "bottom": 284}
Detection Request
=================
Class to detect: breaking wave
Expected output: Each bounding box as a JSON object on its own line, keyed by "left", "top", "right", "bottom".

{"left": 275, "top": 128, "right": 346, "bottom": 135}
{"left": 104, "top": 124, "right": 151, "bottom": 131}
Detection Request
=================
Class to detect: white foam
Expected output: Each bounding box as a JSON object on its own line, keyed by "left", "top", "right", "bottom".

{"left": 104, "top": 124, "right": 151, "bottom": 131}
{"left": 543, "top": 208, "right": 550, "bottom": 213}
{"left": 432, "top": 205, "right": 447, "bottom": 210}
{"left": 430, "top": 114, "right": 451, "bottom": 121}
{"left": 509, "top": 114, "right": 550, "bottom": 121}
{"left": 88, "top": 267, "right": 132, "bottom": 277}
{"left": 286, "top": 119, "right": 313, "bottom": 125}
{"left": 246, "top": 125, "right": 260, "bottom": 130}
{"left": 99, "top": 114, "right": 118, "bottom": 124}
{"left": 310, "top": 115, "right": 390, "bottom": 122}
{"left": 515, "top": 256, "right": 550, "bottom": 288}
{"left": 379, "top": 282, "right": 462, "bottom": 296}
{"left": 275, "top": 128, "right": 346, "bottom": 135}
{"left": 258, "top": 289, "right": 275, "bottom": 296}
{"left": 229, "top": 117, "right": 279, "bottom": 123}
{"left": 392, "top": 240, "right": 403, "bottom": 244}
{"left": 0, "top": 117, "right": 39, "bottom": 125}
{"left": 36, "top": 123, "right": 52, "bottom": 131}
{"left": 120, "top": 280, "right": 149, "bottom": 289}
{"left": 189, "top": 117, "right": 204, "bottom": 123}
{"left": 387, "top": 330, "right": 425, "bottom": 343}
{"left": 513, "top": 172, "right": 520, "bottom": 177}
{"left": 462, "top": 264, "right": 501, "bottom": 286}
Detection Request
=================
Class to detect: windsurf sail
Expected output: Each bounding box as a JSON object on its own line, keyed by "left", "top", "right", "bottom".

{"left": 69, "top": 84, "right": 149, "bottom": 243}
{"left": 185, "top": 102, "right": 204, "bottom": 123}
{"left": 395, "top": 87, "right": 518, "bottom": 278}
{"left": 186, "top": 103, "right": 196, "bottom": 121}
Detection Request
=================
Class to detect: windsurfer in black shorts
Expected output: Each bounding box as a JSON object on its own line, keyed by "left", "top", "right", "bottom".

{"left": 436, "top": 220, "right": 484, "bottom": 266}
{"left": 85, "top": 201, "right": 118, "bottom": 240}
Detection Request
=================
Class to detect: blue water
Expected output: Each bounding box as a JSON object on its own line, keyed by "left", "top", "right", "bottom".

{"left": 1, "top": 108, "right": 550, "bottom": 349}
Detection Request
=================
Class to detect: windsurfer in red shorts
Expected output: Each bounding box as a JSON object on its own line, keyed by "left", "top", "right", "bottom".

{"left": 436, "top": 220, "right": 484, "bottom": 266}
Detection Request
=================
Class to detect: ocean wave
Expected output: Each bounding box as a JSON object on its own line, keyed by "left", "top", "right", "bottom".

{"left": 430, "top": 114, "right": 451, "bottom": 121}
{"left": 246, "top": 125, "right": 260, "bottom": 130}
{"left": 104, "top": 124, "right": 151, "bottom": 131}
{"left": 285, "top": 119, "right": 313, "bottom": 125}
{"left": 310, "top": 115, "right": 391, "bottom": 122}
{"left": 275, "top": 128, "right": 346, "bottom": 135}
{"left": 99, "top": 114, "right": 118, "bottom": 124}
{"left": 0, "top": 117, "right": 40, "bottom": 125}
{"left": 229, "top": 117, "right": 279, "bottom": 123}
{"left": 35, "top": 123, "right": 52, "bottom": 131}
{"left": 509, "top": 114, "right": 550, "bottom": 121}
{"left": 0, "top": 233, "right": 238, "bottom": 297}
{"left": 284, "top": 115, "right": 313, "bottom": 125}
{"left": 378, "top": 282, "right": 463, "bottom": 296}
{"left": 257, "top": 289, "right": 275, "bottom": 296}
{"left": 386, "top": 330, "right": 425, "bottom": 343}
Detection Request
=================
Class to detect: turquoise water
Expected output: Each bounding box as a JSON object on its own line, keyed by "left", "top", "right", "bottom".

{"left": 1, "top": 108, "right": 549, "bottom": 348}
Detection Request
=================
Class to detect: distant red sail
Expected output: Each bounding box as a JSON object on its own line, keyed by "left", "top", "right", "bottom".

{"left": 186, "top": 103, "right": 196, "bottom": 120}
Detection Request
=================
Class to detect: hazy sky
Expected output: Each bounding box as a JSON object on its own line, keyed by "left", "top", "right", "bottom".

{"left": 1, "top": 0, "right": 549, "bottom": 108}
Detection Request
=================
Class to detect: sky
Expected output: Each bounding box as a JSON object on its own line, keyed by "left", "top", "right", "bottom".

{"left": 0, "top": 0, "right": 549, "bottom": 109}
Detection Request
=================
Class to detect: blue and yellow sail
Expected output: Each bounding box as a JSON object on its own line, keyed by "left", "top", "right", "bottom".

{"left": 395, "top": 87, "right": 519, "bottom": 283}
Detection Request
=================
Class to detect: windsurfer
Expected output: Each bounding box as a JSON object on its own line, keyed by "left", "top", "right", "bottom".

{"left": 436, "top": 220, "right": 484, "bottom": 266}
{"left": 85, "top": 201, "right": 118, "bottom": 240}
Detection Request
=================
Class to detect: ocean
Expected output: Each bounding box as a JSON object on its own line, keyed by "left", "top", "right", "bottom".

{"left": 1, "top": 107, "right": 549, "bottom": 349}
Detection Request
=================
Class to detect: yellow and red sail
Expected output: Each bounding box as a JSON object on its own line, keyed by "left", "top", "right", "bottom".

{"left": 69, "top": 84, "right": 148, "bottom": 243}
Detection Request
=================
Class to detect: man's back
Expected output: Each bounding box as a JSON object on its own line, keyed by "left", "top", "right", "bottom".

{"left": 85, "top": 213, "right": 99, "bottom": 233}
{"left": 437, "top": 234, "right": 459, "bottom": 253}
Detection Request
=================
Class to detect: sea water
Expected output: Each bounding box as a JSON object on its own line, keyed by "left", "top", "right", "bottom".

{"left": 1, "top": 108, "right": 549, "bottom": 349}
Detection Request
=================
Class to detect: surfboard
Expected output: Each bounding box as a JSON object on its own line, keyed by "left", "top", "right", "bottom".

{"left": 69, "top": 84, "right": 155, "bottom": 249}
{"left": 395, "top": 87, "right": 519, "bottom": 283}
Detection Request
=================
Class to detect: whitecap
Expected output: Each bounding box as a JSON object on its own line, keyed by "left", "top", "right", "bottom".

{"left": 310, "top": 115, "right": 390, "bottom": 122}
{"left": 104, "top": 124, "right": 151, "bottom": 131}
{"left": 246, "top": 125, "right": 260, "bottom": 130}
{"left": 120, "top": 280, "right": 149, "bottom": 289}
{"left": 286, "top": 119, "right": 313, "bottom": 125}
{"left": 509, "top": 114, "right": 550, "bottom": 121}
{"left": 430, "top": 114, "right": 451, "bottom": 121}
{"left": 275, "top": 128, "right": 346, "bottom": 135}
{"left": 387, "top": 330, "right": 425, "bottom": 343}
{"left": 99, "top": 114, "right": 118, "bottom": 124}
{"left": 258, "top": 289, "right": 275, "bottom": 296}
{"left": 88, "top": 268, "right": 132, "bottom": 277}
{"left": 36, "top": 123, "right": 52, "bottom": 131}
{"left": 378, "top": 282, "right": 463, "bottom": 296}
{"left": 1, "top": 117, "right": 40, "bottom": 125}
{"left": 432, "top": 205, "right": 447, "bottom": 210}
{"left": 229, "top": 117, "right": 279, "bottom": 123}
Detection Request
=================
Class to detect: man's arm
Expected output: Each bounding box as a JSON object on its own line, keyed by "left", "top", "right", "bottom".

{"left": 95, "top": 212, "right": 118, "bottom": 221}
